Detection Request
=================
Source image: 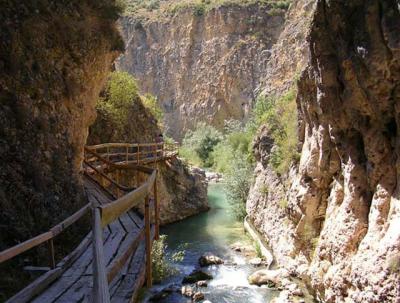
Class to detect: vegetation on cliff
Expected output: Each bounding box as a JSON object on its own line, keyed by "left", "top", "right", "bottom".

{"left": 89, "top": 71, "right": 163, "bottom": 143}
{"left": 123, "top": 0, "right": 292, "bottom": 17}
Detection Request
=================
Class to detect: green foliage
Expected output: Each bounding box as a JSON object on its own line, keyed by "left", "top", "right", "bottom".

{"left": 141, "top": 93, "right": 164, "bottom": 123}
{"left": 181, "top": 122, "right": 223, "bottom": 167}
{"left": 123, "top": 0, "right": 292, "bottom": 17}
{"left": 248, "top": 89, "right": 299, "bottom": 175}
{"left": 259, "top": 185, "right": 269, "bottom": 196}
{"left": 151, "top": 235, "right": 185, "bottom": 284}
{"left": 96, "top": 71, "right": 139, "bottom": 130}
{"left": 279, "top": 198, "right": 288, "bottom": 209}
{"left": 224, "top": 153, "right": 253, "bottom": 220}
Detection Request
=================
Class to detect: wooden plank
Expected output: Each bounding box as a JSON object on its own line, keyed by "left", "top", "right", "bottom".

{"left": 100, "top": 183, "right": 149, "bottom": 227}
{"left": 107, "top": 229, "right": 144, "bottom": 283}
{"left": 92, "top": 208, "right": 111, "bottom": 303}
{"left": 6, "top": 267, "right": 63, "bottom": 303}
{"left": 8, "top": 233, "right": 92, "bottom": 303}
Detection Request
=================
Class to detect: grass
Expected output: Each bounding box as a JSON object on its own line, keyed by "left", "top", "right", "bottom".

{"left": 279, "top": 198, "right": 288, "bottom": 209}
{"left": 259, "top": 185, "right": 269, "bottom": 196}
{"left": 254, "top": 241, "right": 263, "bottom": 258}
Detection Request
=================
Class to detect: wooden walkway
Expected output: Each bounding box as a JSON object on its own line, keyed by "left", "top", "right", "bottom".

{"left": 0, "top": 142, "right": 178, "bottom": 303}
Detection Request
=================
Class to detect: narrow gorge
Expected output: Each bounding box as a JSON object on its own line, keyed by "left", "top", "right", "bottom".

{"left": 0, "top": 1, "right": 399, "bottom": 303}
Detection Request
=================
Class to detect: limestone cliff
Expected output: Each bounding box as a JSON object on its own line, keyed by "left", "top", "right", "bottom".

{"left": 88, "top": 92, "right": 208, "bottom": 224}
{"left": 116, "top": 2, "right": 286, "bottom": 140}
{"left": 247, "top": 1, "right": 400, "bottom": 302}
{"left": 0, "top": 1, "right": 122, "bottom": 249}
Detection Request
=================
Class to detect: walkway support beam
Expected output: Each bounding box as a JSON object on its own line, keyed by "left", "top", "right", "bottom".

{"left": 92, "top": 207, "right": 111, "bottom": 303}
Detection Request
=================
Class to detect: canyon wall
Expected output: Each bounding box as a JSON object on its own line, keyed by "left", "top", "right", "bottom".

{"left": 88, "top": 93, "right": 208, "bottom": 224}
{"left": 247, "top": 0, "right": 400, "bottom": 302}
{"left": 0, "top": 1, "right": 122, "bottom": 249}
{"left": 116, "top": 3, "right": 286, "bottom": 140}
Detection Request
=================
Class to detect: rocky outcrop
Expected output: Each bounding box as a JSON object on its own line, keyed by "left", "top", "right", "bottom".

{"left": 116, "top": 3, "right": 286, "bottom": 140}
{"left": 89, "top": 93, "right": 208, "bottom": 224}
{"left": 247, "top": 1, "right": 400, "bottom": 302}
{"left": 157, "top": 157, "right": 208, "bottom": 224}
{"left": 0, "top": 1, "right": 122, "bottom": 249}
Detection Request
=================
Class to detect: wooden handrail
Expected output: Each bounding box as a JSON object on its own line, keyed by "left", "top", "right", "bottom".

{"left": 86, "top": 142, "right": 164, "bottom": 150}
{"left": 100, "top": 170, "right": 156, "bottom": 227}
{"left": 0, "top": 203, "right": 90, "bottom": 264}
{"left": 83, "top": 160, "right": 134, "bottom": 192}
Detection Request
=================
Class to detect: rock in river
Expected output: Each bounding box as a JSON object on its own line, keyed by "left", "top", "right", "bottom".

{"left": 182, "top": 270, "right": 213, "bottom": 284}
{"left": 199, "top": 254, "right": 224, "bottom": 267}
{"left": 248, "top": 269, "right": 287, "bottom": 287}
{"left": 193, "top": 291, "right": 205, "bottom": 301}
{"left": 196, "top": 280, "right": 208, "bottom": 287}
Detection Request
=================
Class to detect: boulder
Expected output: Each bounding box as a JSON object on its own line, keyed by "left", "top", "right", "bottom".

{"left": 199, "top": 254, "right": 224, "bottom": 267}
{"left": 193, "top": 292, "right": 205, "bottom": 302}
{"left": 181, "top": 285, "right": 194, "bottom": 297}
{"left": 249, "top": 257, "right": 263, "bottom": 267}
{"left": 248, "top": 269, "right": 285, "bottom": 286}
{"left": 196, "top": 280, "right": 208, "bottom": 287}
{"left": 182, "top": 270, "right": 213, "bottom": 284}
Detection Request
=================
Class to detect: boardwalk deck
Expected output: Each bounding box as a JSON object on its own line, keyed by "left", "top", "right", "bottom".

{"left": 30, "top": 177, "right": 146, "bottom": 303}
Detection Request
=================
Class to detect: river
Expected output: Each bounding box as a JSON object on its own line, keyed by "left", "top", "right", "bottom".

{"left": 144, "top": 183, "right": 278, "bottom": 302}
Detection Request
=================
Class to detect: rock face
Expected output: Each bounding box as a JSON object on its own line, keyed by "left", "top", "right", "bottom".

{"left": 0, "top": 1, "right": 122, "bottom": 249}
{"left": 88, "top": 94, "right": 208, "bottom": 224}
{"left": 247, "top": 1, "right": 400, "bottom": 302}
{"left": 157, "top": 158, "right": 209, "bottom": 224}
{"left": 116, "top": 3, "right": 286, "bottom": 140}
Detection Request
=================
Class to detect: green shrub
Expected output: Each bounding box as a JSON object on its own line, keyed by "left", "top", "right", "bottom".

{"left": 279, "top": 198, "right": 288, "bottom": 209}
{"left": 259, "top": 185, "right": 269, "bottom": 196}
{"left": 96, "top": 71, "right": 139, "bottom": 130}
{"left": 254, "top": 241, "right": 263, "bottom": 258}
{"left": 224, "top": 153, "right": 253, "bottom": 220}
{"left": 152, "top": 235, "right": 185, "bottom": 283}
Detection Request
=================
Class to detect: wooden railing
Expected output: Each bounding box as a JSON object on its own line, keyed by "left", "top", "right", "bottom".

{"left": 0, "top": 141, "right": 173, "bottom": 303}
{"left": 87, "top": 145, "right": 160, "bottom": 302}
{"left": 85, "top": 141, "right": 178, "bottom": 167}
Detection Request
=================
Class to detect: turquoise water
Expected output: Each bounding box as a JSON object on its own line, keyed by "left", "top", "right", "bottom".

{"left": 146, "top": 183, "right": 278, "bottom": 302}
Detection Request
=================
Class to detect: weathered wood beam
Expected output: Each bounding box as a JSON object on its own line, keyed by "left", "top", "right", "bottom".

{"left": 92, "top": 208, "right": 111, "bottom": 303}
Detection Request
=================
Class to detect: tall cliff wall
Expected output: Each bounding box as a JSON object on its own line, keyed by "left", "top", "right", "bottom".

{"left": 0, "top": 1, "right": 122, "bottom": 249}
{"left": 116, "top": 3, "right": 286, "bottom": 140}
{"left": 247, "top": 1, "right": 400, "bottom": 302}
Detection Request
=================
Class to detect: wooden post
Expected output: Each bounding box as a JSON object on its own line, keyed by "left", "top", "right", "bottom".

{"left": 92, "top": 208, "right": 111, "bottom": 303}
{"left": 47, "top": 239, "right": 56, "bottom": 269}
{"left": 153, "top": 144, "right": 157, "bottom": 166}
{"left": 154, "top": 174, "right": 159, "bottom": 240}
{"left": 136, "top": 145, "right": 140, "bottom": 187}
{"left": 145, "top": 195, "right": 152, "bottom": 288}
{"left": 116, "top": 170, "right": 121, "bottom": 198}
{"left": 126, "top": 146, "right": 129, "bottom": 163}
